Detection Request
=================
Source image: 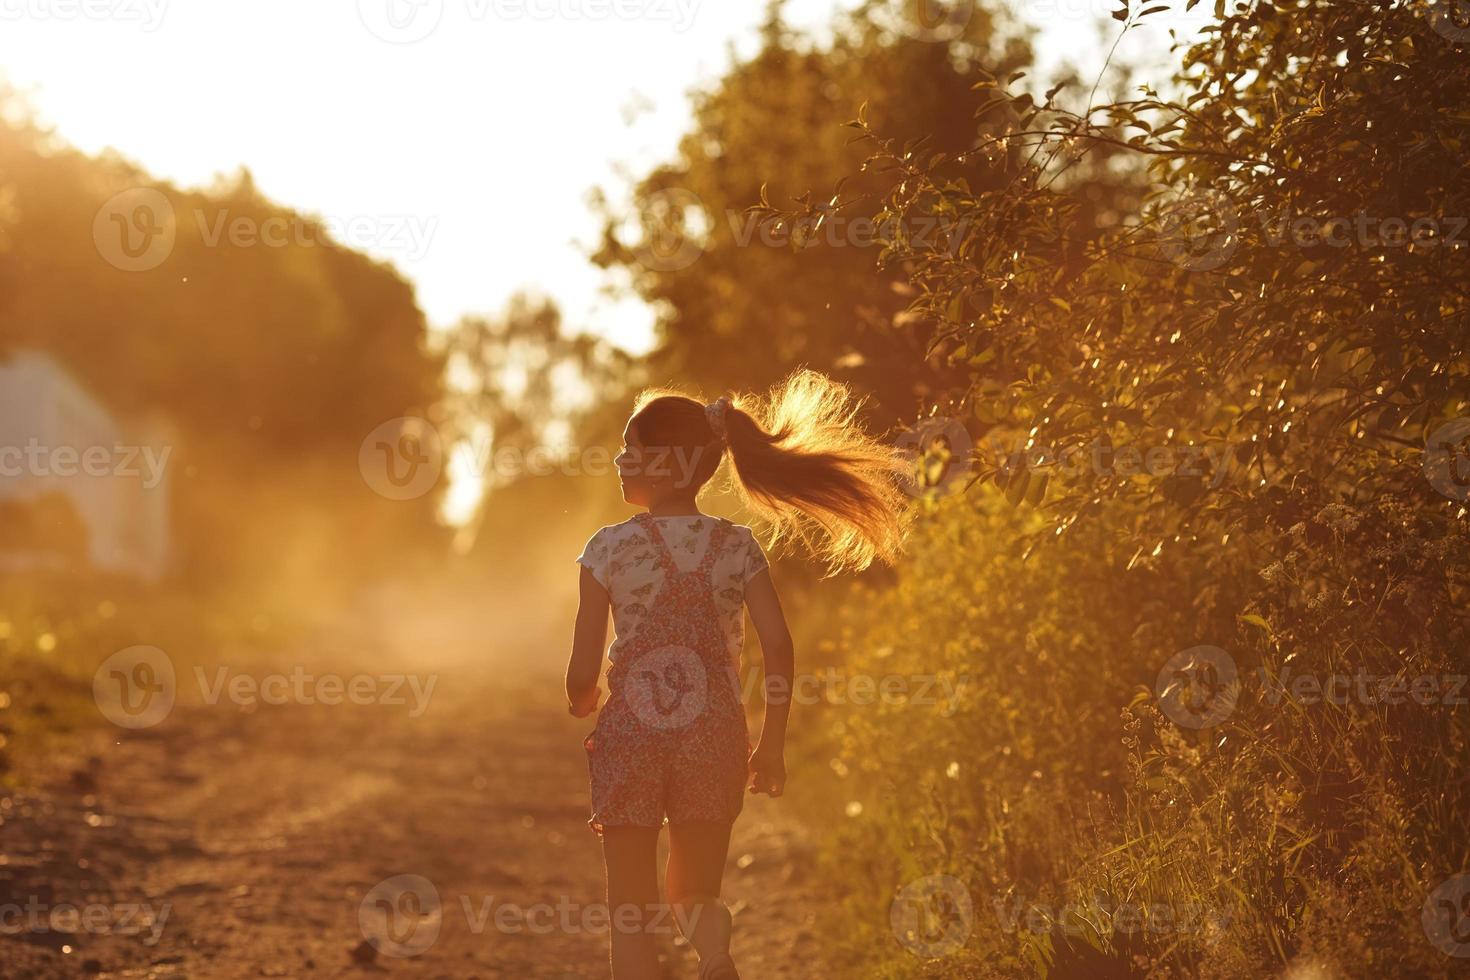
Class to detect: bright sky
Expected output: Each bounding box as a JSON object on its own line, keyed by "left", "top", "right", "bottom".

{"left": 0, "top": 0, "right": 1210, "bottom": 353}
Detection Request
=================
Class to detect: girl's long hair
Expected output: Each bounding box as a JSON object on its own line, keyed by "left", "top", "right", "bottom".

{"left": 630, "top": 370, "right": 908, "bottom": 574}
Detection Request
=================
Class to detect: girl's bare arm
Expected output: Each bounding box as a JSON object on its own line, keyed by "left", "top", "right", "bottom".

{"left": 744, "top": 567, "right": 793, "bottom": 795}
{"left": 566, "top": 566, "right": 610, "bottom": 717}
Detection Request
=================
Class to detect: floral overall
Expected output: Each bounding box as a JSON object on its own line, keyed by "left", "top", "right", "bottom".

{"left": 584, "top": 514, "right": 749, "bottom": 835}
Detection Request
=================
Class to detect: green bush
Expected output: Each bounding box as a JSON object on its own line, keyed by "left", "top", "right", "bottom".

{"left": 774, "top": 2, "right": 1469, "bottom": 975}
{"left": 810, "top": 482, "right": 1466, "bottom": 977}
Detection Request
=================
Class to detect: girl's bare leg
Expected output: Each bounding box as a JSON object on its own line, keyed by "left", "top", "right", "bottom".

{"left": 601, "top": 827, "right": 663, "bottom": 979}
{"left": 666, "top": 821, "right": 736, "bottom": 973}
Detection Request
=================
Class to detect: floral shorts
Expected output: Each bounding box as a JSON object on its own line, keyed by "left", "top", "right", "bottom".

{"left": 584, "top": 713, "right": 749, "bottom": 835}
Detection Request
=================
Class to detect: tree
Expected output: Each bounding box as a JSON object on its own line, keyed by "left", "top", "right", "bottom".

{"left": 591, "top": 0, "right": 1045, "bottom": 421}
{"left": 0, "top": 96, "right": 446, "bottom": 587}
{"left": 438, "top": 294, "right": 632, "bottom": 549}
{"left": 767, "top": 1, "right": 1469, "bottom": 974}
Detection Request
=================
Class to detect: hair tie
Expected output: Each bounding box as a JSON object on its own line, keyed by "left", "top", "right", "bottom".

{"left": 705, "top": 396, "right": 731, "bottom": 443}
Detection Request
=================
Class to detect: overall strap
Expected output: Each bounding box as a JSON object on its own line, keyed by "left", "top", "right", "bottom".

{"left": 632, "top": 513, "right": 679, "bottom": 576}
{"left": 697, "top": 519, "right": 732, "bottom": 579}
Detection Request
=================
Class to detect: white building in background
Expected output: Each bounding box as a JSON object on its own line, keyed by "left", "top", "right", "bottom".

{"left": 0, "top": 350, "right": 172, "bottom": 581}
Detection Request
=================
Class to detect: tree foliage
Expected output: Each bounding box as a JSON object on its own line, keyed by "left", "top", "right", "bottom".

{"left": 0, "top": 96, "right": 444, "bottom": 587}
{"left": 592, "top": 0, "right": 1046, "bottom": 418}
{"left": 755, "top": 1, "right": 1469, "bottom": 975}
{"left": 438, "top": 293, "right": 632, "bottom": 548}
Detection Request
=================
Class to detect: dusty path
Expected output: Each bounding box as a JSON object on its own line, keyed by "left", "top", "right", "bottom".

{"left": 1, "top": 657, "right": 823, "bottom": 979}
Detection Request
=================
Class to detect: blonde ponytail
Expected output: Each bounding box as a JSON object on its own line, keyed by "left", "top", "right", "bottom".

{"left": 632, "top": 370, "right": 908, "bottom": 574}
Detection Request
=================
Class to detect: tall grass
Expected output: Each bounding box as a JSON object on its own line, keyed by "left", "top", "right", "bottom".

{"left": 797, "top": 483, "right": 1468, "bottom": 978}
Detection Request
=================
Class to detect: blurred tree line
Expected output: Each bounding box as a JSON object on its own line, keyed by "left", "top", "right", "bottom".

{"left": 0, "top": 94, "right": 444, "bottom": 599}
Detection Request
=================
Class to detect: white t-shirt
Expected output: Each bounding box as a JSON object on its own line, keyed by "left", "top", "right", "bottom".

{"left": 577, "top": 515, "right": 770, "bottom": 665}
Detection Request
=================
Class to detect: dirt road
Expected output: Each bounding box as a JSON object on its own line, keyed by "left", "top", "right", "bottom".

{"left": 1, "top": 655, "right": 822, "bottom": 979}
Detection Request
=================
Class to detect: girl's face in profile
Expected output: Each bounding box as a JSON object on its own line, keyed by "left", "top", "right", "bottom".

{"left": 616, "top": 414, "right": 707, "bottom": 507}
{"left": 615, "top": 422, "right": 658, "bottom": 506}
